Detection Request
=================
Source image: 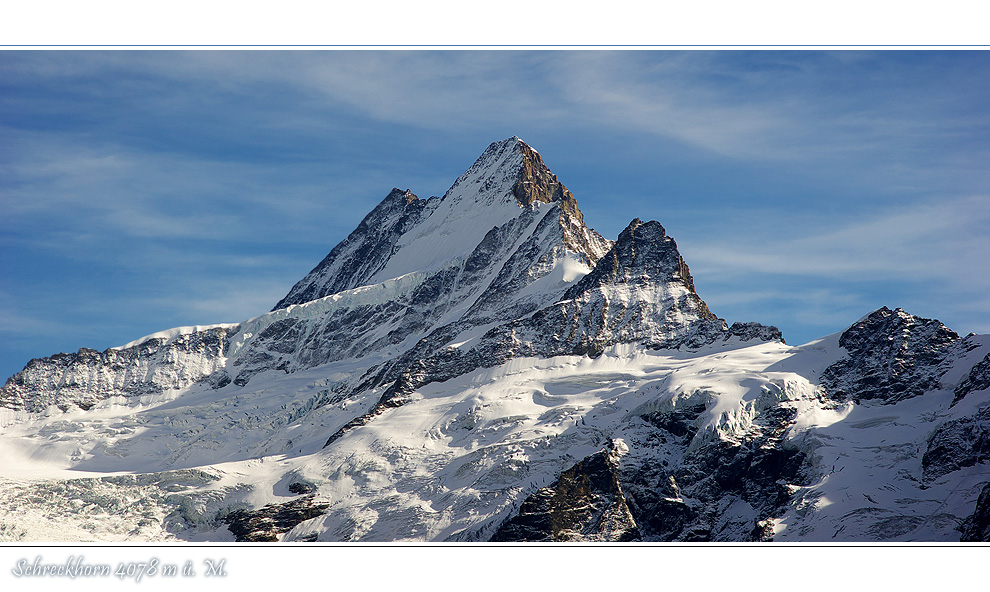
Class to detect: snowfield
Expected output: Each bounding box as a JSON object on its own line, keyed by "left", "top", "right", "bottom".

{"left": 2, "top": 334, "right": 987, "bottom": 542}
{"left": 2, "top": 138, "right": 988, "bottom": 543}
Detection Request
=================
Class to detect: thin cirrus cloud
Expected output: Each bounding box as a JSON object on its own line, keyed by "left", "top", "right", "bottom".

{"left": 544, "top": 52, "right": 793, "bottom": 159}
{"left": 678, "top": 193, "right": 990, "bottom": 342}
{"left": 1, "top": 50, "right": 989, "bottom": 378}
{"left": 2, "top": 127, "right": 388, "bottom": 247}
{"left": 688, "top": 195, "right": 990, "bottom": 280}
{"left": 542, "top": 51, "right": 990, "bottom": 197}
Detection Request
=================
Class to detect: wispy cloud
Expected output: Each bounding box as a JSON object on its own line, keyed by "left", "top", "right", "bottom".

{"left": 2, "top": 50, "right": 989, "bottom": 377}
{"left": 687, "top": 195, "right": 990, "bottom": 281}
{"left": 0, "top": 128, "right": 398, "bottom": 250}
{"left": 678, "top": 193, "right": 990, "bottom": 342}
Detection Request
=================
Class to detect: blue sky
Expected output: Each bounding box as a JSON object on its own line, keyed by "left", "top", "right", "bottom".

{"left": 2, "top": 50, "right": 989, "bottom": 380}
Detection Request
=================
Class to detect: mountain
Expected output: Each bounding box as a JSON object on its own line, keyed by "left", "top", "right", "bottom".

{"left": 1, "top": 138, "right": 988, "bottom": 543}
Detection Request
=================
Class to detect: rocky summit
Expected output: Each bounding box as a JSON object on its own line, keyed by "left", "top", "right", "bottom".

{"left": 1, "top": 138, "right": 989, "bottom": 542}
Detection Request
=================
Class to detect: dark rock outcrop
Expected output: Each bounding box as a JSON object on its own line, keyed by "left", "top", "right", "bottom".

{"left": 323, "top": 371, "right": 422, "bottom": 447}
{"left": 820, "top": 307, "right": 959, "bottom": 404}
{"left": 490, "top": 444, "right": 641, "bottom": 542}
{"left": 621, "top": 472, "right": 697, "bottom": 541}
{"left": 922, "top": 406, "right": 990, "bottom": 482}
{"left": 953, "top": 352, "right": 990, "bottom": 407}
{"left": 960, "top": 482, "right": 990, "bottom": 542}
{"left": 223, "top": 495, "right": 329, "bottom": 542}
{"left": 272, "top": 188, "right": 429, "bottom": 311}
{"left": 491, "top": 396, "right": 807, "bottom": 543}
{"left": 623, "top": 403, "right": 805, "bottom": 542}
{"left": 288, "top": 482, "right": 318, "bottom": 495}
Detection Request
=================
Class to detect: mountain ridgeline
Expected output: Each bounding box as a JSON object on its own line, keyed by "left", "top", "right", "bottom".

{"left": 1, "top": 138, "right": 988, "bottom": 543}
{"left": 2, "top": 137, "right": 772, "bottom": 414}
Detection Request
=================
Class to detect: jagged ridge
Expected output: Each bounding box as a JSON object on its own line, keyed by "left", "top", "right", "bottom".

{"left": 3, "top": 138, "right": 988, "bottom": 545}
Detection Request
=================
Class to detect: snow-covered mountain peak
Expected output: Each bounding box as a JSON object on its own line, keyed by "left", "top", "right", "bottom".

{"left": 819, "top": 305, "right": 962, "bottom": 404}
{"left": 440, "top": 136, "right": 529, "bottom": 206}
{"left": 273, "top": 137, "right": 605, "bottom": 312}
{"left": 429, "top": 136, "right": 582, "bottom": 217}
{"left": 4, "top": 139, "right": 989, "bottom": 544}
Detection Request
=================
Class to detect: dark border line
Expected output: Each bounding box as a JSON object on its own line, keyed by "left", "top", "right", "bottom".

{"left": 1, "top": 44, "right": 988, "bottom": 48}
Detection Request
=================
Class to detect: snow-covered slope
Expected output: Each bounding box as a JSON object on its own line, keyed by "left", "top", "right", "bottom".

{"left": 1, "top": 138, "right": 989, "bottom": 543}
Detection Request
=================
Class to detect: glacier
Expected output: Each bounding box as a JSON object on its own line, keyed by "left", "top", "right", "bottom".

{"left": 1, "top": 137, "right": 988, "bottom": 543}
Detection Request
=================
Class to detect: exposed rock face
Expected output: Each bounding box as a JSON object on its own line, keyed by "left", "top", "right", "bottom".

{"left": 922, "top": 406, "right": 990, "bottom": 482}
{"left": 622, "top": 475, "right": 696, "bottom": 541}
{"left": 618, "top": 391, "right": 805, "bottom": 541}
{"left": 494, "top": 218, "right": 778, "bottom": 357}
{"left": 323, "top": 371, "right": 421, "bottom": 447}
{"left": 820, "top": 307, "right": 960, "bottom": 404}
{"left": 4, "top": 137, "right": 986, "bottom": 544}
{"left": 272, "top": 187, "right": 429, "bottom": 311}
{"left": 287, "top": 481, "right": 317, "bottom": 495}
{"left": 2, "top": 138, "right": 616, "bottom": 410}
{"left": 725, "top": 322, "right": 784, "bottom": 344}
{"left": 227, "top": 138, "right": 614, "bottom": 389}
{"left": 960, "top": 482, "right": 990, "bottom": 542}
{"left": 490, "top": 387, "right": 808, "bottom": 543}
{"left": 273, "top": 138, "right": 610, "bottom": 314}
{"left": 491, "top": 444, "right": 640, "bottom": 542}
{"left": 953, "top": 352, "right": 990, "bottom": 407}
{"left": 0, "top": 327, "right": 233, "bottom": 412}
{"left": 1, "top": 137, "right": 779, "bottom": 419}
{"left": 353, "top": 218, "right": 781, "bottom": 402}
{"left": 223, "top": 495, "right": 330, "bottom": 542}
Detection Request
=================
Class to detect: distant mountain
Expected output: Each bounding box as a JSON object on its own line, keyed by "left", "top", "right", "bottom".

{"left": 1, "top": 138, "right": 988, "bottom": 542}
